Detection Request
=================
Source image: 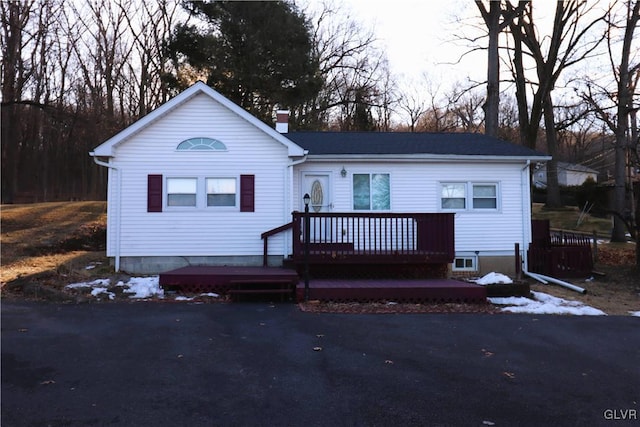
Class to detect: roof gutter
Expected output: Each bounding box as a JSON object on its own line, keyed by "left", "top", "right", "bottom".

{"left": 304, "top": 154, "right": 552, "bottom": 163}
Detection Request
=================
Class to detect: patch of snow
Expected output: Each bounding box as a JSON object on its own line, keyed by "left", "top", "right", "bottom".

{"left": 474, "top": 272, "right": 513, "bottom": 285}
{"left": 84, "top": 262, "right": 103, "bottom": 270}
{"left": 121, "top": 276, "right": 163, "bottom": 299}
{"left": 200, "top": 293, "right": 220, "bottom": 298}
{"left": 175, "top": 296, "right": 194, "bottom": 301}
{"left": 91, "top": 287, "right": 115, "bottom": 300}
{"left": 489, "top": 291, "right": 606, "bottom": 316}
{"left": 489, "top": 296, "right": 533, "bottom": 306}
{"left": 66, "top": 278, "right": 110, "bottom": 289}
{"left": 629, "top": 311, "right": 640, "bottom": 317}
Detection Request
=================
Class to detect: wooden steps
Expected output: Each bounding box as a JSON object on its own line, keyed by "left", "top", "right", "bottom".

{"left": 228, "top": 279, "right": 295, "bottom": 301}
{"left": 159, "top": 266, "right": 487, "bottom": 304}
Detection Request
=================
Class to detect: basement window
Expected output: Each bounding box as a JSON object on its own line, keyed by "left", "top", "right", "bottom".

{"left": 452, "top": 256, "right": 477, "bottom": 272}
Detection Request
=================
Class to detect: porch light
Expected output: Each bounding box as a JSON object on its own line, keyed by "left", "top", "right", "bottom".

{"left": 340, "top": 167, "right": 347, "bottom": 178}
{"left": 303, "top": 193, "right": 311, "bottom": 301}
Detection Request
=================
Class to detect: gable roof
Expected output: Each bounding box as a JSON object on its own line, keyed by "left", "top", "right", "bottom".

{"left": 91, "top": 81, "right": 306, "bottom": 157}
{"left": 546, "top": 161, "right": 598, "bottom": 174}
{"left": 286, "top": 131, "right": 550, "bottom": 161}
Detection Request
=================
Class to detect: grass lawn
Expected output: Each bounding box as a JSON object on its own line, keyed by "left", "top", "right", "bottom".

{"left": 531, "top": 203, "right": 612, "bottom": 236}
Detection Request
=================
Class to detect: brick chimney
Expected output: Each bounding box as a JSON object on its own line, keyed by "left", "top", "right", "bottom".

{"left": 276, "top": 110, "right": 289, "bottom": 133}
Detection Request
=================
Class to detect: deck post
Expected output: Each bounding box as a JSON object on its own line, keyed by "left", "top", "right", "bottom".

{"left": 303, "top": 193, "right": 311, "bottom": 301}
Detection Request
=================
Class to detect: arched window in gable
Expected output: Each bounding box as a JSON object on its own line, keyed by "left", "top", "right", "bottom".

{"left": 177, "top": 137, "right": 227, "bottom": 151}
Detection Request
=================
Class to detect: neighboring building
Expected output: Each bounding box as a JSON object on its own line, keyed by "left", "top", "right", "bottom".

{"left": 91, "top": 82, "right": 550, "bottom": 276}
{"left": 535, "top": 162, "right": 598, "bottom": 188}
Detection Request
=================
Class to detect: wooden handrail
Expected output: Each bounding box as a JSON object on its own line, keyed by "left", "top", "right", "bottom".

{"left": 261, "top": 221, "right": 293, "bottom": 240}
{"left": 261, "top": 221, "right": 293, "bottom": 267}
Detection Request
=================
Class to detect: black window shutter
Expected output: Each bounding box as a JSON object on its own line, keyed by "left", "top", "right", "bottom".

{"left": 240, "top": 175, "right": 255, "bottom": 212}
{"left": 147, "top": 174, "right": 163, "bottom": 212}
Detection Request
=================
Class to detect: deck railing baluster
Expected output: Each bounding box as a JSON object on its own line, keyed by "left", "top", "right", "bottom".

{"left": 272, "top": 212, "right": 454, "bottom": 265}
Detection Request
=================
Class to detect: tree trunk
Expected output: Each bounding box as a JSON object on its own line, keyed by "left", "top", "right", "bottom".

{"left": 543, "top": 94, "right": 562, "bottom": 208}
{"left": 0, "top": 1, "right": 28, "bottom": 203}
{"left": 610, "top": 0, "right": 639, "bottom": 242}
{"left": 483, "top": 1, "right": 500, "bottom": 137}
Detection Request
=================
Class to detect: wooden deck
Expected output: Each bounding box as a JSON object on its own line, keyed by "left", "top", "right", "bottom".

{"left": 262, "top": 212, "right": 455, "bottom": 267}
{"left": 296, "top": 278, "right": 486, "bottom": 303}
{"left": 159, "top": 266, "right": 299, "bottom": 295}
{"left": 159, "top": 266, "right": 486, "bottom": 303}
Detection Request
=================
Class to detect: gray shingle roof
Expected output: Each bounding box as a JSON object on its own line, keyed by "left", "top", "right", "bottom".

{"left": 286, "top": 131, "right": 548, "bottom": 158}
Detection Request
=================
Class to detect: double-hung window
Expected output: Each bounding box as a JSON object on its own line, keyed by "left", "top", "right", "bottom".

{"left": 206, "top": 178, "right": 236, "bottom": 207}
{"left": 164, "top": 177, "right": 239, "bottom": 208}
{"left": 440, "top": 182, "right": 499, "bottom": 211}
{"left": 472, "top": 184, "right": 497, "bottom": 209}
{"left": 353, "top": 173, "right": 390, "bottom": 210}
{"left": 441, "top": 183, "right": 466, "bottom": 209}
{"left": 167, "top": 178, "right": 197, "bottom": 207}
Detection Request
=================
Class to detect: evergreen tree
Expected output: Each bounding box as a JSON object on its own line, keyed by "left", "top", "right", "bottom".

{"left": 166, "top": 0, "right": 322, "bottom": 126}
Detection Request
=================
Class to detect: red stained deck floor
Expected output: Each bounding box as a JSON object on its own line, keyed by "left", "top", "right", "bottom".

{"left": 296, "top": 278, "right": 486, "bottom": 303}
{"left": 159, "top": 266, "right": 486, "bottom": 303}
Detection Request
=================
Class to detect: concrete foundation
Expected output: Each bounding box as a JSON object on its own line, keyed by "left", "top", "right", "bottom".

{"left": 114, "top": 255, "right": 285, "bottom": 275}
{"left": 112, "top": 255, "right": 519, "bottom": 277}
{"left": 478, "top": 256, "right": 517, "bottom": 277}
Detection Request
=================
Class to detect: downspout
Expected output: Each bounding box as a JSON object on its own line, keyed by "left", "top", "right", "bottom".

{"left": 284, "top": 153, "right": 308, "bottom": 256}
{"left": 91, "top": 154, "right": 122, "bottom": 272}
{"left": 521, "top": 160, "right": 531, "bottom": 273}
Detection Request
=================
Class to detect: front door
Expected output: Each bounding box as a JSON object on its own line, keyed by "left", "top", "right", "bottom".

{"left": 302, "top": 173, "right": 331, "bottom": 212}
{"left": 302, "top": 172, "right": 332, "bottom": 243}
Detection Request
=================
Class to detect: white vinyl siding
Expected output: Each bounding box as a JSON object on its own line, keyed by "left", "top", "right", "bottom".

{"left": 294, "top": 161, "right": 529, "bottom": 256}
{"left": 108, "top": 93, "right": 290, "bottom": 257}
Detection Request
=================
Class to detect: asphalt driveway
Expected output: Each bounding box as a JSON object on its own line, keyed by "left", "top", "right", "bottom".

{"left": 2, "top": 302, "right": 638, "bottom": 426}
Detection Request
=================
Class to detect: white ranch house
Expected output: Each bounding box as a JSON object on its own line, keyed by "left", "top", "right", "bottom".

{"left": 91, "top": 82, "right": 550, "bottom": 276}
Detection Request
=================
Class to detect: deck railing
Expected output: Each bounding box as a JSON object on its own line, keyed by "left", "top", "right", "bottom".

{"left": 287, "top": 212, "right": 455, "bottom": 264}
{"left": 529, "top": 219, "right": 594, "bottom": 277}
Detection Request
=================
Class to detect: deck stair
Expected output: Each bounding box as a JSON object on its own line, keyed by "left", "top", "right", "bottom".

{"left": 228, "top": 278, "right": 296, "bottom": 301}
{"left": 159, "top": 266, "right": 299, "bottom": 299}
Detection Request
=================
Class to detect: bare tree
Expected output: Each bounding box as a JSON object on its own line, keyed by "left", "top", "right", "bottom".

{"left": 579, "top": 0, "right": 640, "bottom": 243}
{"left": 506, "top": 0, "right": 606, "bottom": 208}
{"left": 118, "top": 0, "right": 182, "bottom": 118}
{"left": 302, "top": 0, "right": 390, "bottom": 130}
{"left": 397, "top": 76, "right": 429, "bottom": 132}
{"left": 474, "top": 0, "right": 527, "bottom": 137}
{"left": 1, "top": 0, "right": 36, "bottom": 203}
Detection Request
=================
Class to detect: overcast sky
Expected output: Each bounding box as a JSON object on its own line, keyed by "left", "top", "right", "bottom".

{"left": 339, "top": 0, "right": 568, "bottom": 91}
{"left": 338, "top": 0, "right": 490, "bottom": 89}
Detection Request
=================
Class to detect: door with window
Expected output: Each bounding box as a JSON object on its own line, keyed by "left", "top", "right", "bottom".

{"left": 302, "top": 173, "right": 332, "bottom": 212}
{"left": 302, "top": 172, "right": 332, "bottom": 243}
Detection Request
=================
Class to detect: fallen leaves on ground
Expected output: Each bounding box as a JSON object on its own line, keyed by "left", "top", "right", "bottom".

{"left": 298, "top": 301, "right": 500, "bottom": 314}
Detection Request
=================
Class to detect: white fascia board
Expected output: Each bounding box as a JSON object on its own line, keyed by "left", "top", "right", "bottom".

{"left": 91, "top": 81, "right": 306, "bottom": 158}
{"left": 304, "top": 154, "right": 552, "bottom": 163}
